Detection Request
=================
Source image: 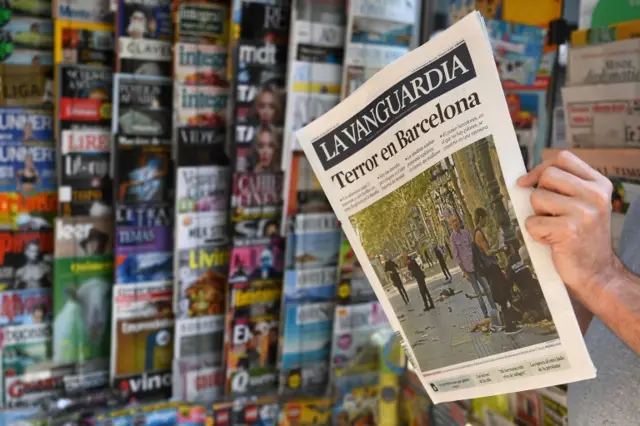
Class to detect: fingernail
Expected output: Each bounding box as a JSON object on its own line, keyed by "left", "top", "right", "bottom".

{"left": 517, "top": 174, "right": 528, "bottom": 185}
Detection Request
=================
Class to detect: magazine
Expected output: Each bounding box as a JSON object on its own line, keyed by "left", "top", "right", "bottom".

{"left": 281, "top": 0, "right": 345, "bottom": 165}
{"left": 567, "top": 38, "right": 640, "bottom": 87}
{"left": 52, "top": 255, "right": 113, "bottom": 365}
{"left": 340, "top": 0, "right": 415, "bottom": 99}
{"left": 53, "top": 20, "right": 114, "bottom": 66}
{"left": 58, "top": 128, "right": 112, "bottom": 217}
{"left": 110, "top": 281, "right": 174, "bottom": 401}
{"left": 296, "top": 12, "right": 596, "bottom": 402}
{"left": 224, "top": 280, "right": 282, "bottom": 396}
{"left": 278, "top": 301, "right": 334, "bottom": 395}
{"left": 0, "top": 230, "right": 54, "bottom": 291}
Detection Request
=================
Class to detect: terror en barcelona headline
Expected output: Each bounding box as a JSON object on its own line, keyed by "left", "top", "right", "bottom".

{"left": 314, "top": 51, "right": 483, "bottom": 189}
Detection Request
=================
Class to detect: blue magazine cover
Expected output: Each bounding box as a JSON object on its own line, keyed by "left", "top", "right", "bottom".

{"left": 283, "top": 267, "right": 337, "bottom": 303}
{"left": 115, "top": 251, "right": 173, "bottom": 284}
{"left": 485, "top": 19, "right": 547, "bottom": 86}
{"left": 279, "top": 302, "right": 334, "bottom": 395}
{"left": 285, "top": 213, "right": 341, "bottom": 270}
{"left": 351, "top": 17, "right": 413, "bottom": 48}
{"left": 0, "top": 107, "right": 55, "bottom": 192}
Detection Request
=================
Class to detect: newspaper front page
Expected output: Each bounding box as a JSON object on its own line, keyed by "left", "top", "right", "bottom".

{"left": 296, "top": 12, "right": 596, "bottom": 402}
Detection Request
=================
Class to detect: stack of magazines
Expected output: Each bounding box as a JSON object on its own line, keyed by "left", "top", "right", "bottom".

{"left": 556, "top": 25, "right": 640, "bottom": 249}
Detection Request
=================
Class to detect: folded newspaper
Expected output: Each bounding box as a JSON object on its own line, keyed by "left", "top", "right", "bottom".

{"left": 296, "top": 12, "right": 596, "bottom": 403}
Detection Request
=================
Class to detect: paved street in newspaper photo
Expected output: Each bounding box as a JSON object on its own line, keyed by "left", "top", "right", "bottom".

{"left": 388, "top": 265, "right": 559, "bottom": 372}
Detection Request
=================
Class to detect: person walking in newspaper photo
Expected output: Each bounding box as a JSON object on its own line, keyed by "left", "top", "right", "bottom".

{"left": 433, "top": 244, "right": 452, "bottom": 282}
{"left": 471, "top": 207, "right": 520, "bottom": 334}
{"left": 408, "top": 255, "right": 435, "bottom": 311}
{"left": 449, "top": 215, "right": 497, "bottom": 319}
{"left": 384, "top": 256, "right": 409, "bottom": 305}
{"left": 423, "top": 247, "right": 435, "bottom": 268}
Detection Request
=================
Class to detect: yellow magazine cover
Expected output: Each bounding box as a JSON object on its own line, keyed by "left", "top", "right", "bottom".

{"left": 278, "top": 398, "right": 333, "bottom": 426}
{"left": 571, "top": 19, "right": 640, "bottom": 46}
{"left": 502, "top": 0, "right": 562, "bottom": 28}
{"left": 53, "top": 20, "right": 114, "bottom": 65}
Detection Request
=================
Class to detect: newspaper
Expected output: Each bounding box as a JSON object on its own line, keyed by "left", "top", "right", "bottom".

{"left": 562, "top": 81, "right": 640, "bottom": 149}
{"left": 567, "top": 38, "right": 640, "bottom": 86}
{"left": 542, "top": 147, "right": 640, "bottom": 252}
{"left": 296, "top": 12, "right": 595, "bottom": 402}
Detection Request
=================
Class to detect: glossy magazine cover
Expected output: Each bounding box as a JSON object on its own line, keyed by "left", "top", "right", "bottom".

{"left": 112, "top": 74, "right": 172, "bottom": 137}
{"left": 57, "top": 63, "right": 113, "bottom": 130}
{"left": 55, "top": 0, "right": 113, "bottom": 24}
{"left": 174, "top": 245, "right": 228, "bottom": 319}
{"left": 54, "top": 20, "right": 115, "bottom": 66}
{"left": 115, "top": 0, "right": 172, "bottom": 75}
{"left": 0, "top": 288, "right": 52, "bottom": 325}
{"left": 231, "top": 172, "right": 284, "bottom": 221}
{"left": 113, "top": 134, "right": 172, "bottom": 202}
{"left": 0, "top": 191, "right": 57, "bottom": 231}
{"left": 52, "top": 255, "right": 113, "bottom": 365}
{"left": 58, "top": 128, "right": 112, "bottom": 217}
{"left": 0, "top": 229, "right": 54, "bottom": 291}
{"left": 174, "top": 42, "right": 228, "bottom": 86}
{"left": 284, "top": 213, "right": 341, "bottom": 270}
{"left": 279, "top": 301, "right": 334, "bottom": 395}
{"left": 485, "top": 19, "right": 547, "bottom": 86}
{"left": 228, "top": 237, "right": 285, "bottom": 285}
{"left": 224, "top": 281, "right": 282, "bottom": 396}
{"left": 174, "top": 84, "right": 228, "bottom": 128}
{"left": 175, "top": 166, "right": 230, "bottom": 213}
{"left": 175, "top": 2, "right": 228, "bottom": 44}
{"left": 283, "top": 266, "right": 336, "bottom": 303}
{"left": 0, "top": 107, "right": 55, "bottom": 193}
{"left": 54, "top": 216, "right": 113, "bottom": 258}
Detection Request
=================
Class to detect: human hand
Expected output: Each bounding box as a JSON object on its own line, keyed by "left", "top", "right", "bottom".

{"left": 518, "top": 151, "right": 619, "bottom": 296}
{"left": 463, "top": 271, "right": 469, "bottom": 280}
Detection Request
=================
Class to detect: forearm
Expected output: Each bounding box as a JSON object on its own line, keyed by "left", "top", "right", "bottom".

{"left": 570, "top": 296, "right": 593, "bottom": 335}
{"left": 573, "top": 258, "right": 640, "bottom": 354}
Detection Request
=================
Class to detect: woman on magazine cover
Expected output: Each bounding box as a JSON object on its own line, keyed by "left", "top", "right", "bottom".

{"left": 15, "top": 152, "right": 41, "bottom": 192}
{"left": 253, "top": 84, "right": 283, "bottom": 126}
{"left": 247, "top": 126, "right": 281, "bottom": 172}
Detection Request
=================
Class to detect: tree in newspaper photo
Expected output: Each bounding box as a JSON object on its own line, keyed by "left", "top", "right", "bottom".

{"left": 350, "top": 136, "right": 558, "bottom": 371}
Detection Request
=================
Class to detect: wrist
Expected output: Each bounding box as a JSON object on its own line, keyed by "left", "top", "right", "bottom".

{"left": 586, "top": 255, "right": 626, "bottom": 297}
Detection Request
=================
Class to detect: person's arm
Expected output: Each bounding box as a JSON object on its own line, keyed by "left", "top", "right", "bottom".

{"left": 519, "top": 150, "right": 640, "bottom": 354}
{"left": 450, "top": 235, "right": 463, "bottom": 271}
{"left": 474, "top": 229, "right": 491, "bottom": 255}
{"left": 571, "top": 296, "right": 594, "bottom": 335}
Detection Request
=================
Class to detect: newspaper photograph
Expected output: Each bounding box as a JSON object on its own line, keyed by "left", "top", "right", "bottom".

{"left": 296, "top": 12, "right": 595, "bottom": 402}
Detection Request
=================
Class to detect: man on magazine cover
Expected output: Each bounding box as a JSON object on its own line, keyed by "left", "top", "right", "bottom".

{"left": 248, "top": 247, "right": 279, "bottom": 281}
{"left": 518, "top": 151, "right": 640, "bottom": 425}
{"left": 14, "top": 239, "right": 51, "bottom": 289}
{"left": 407, "top": 255, "right": 434, "bottom": 311}
{"left": 448, "top": 215, "right": 497, "bottom": 318}
{"left": 383, "top": 256, "right": 409, "bottom": 305}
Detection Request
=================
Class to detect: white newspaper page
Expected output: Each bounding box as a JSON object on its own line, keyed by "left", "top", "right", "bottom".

{"left": 296, "top": 12, "right": 595, "bottom": 402}
{"left": 562, "top": 82, "right": 640, "bottom": 149}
